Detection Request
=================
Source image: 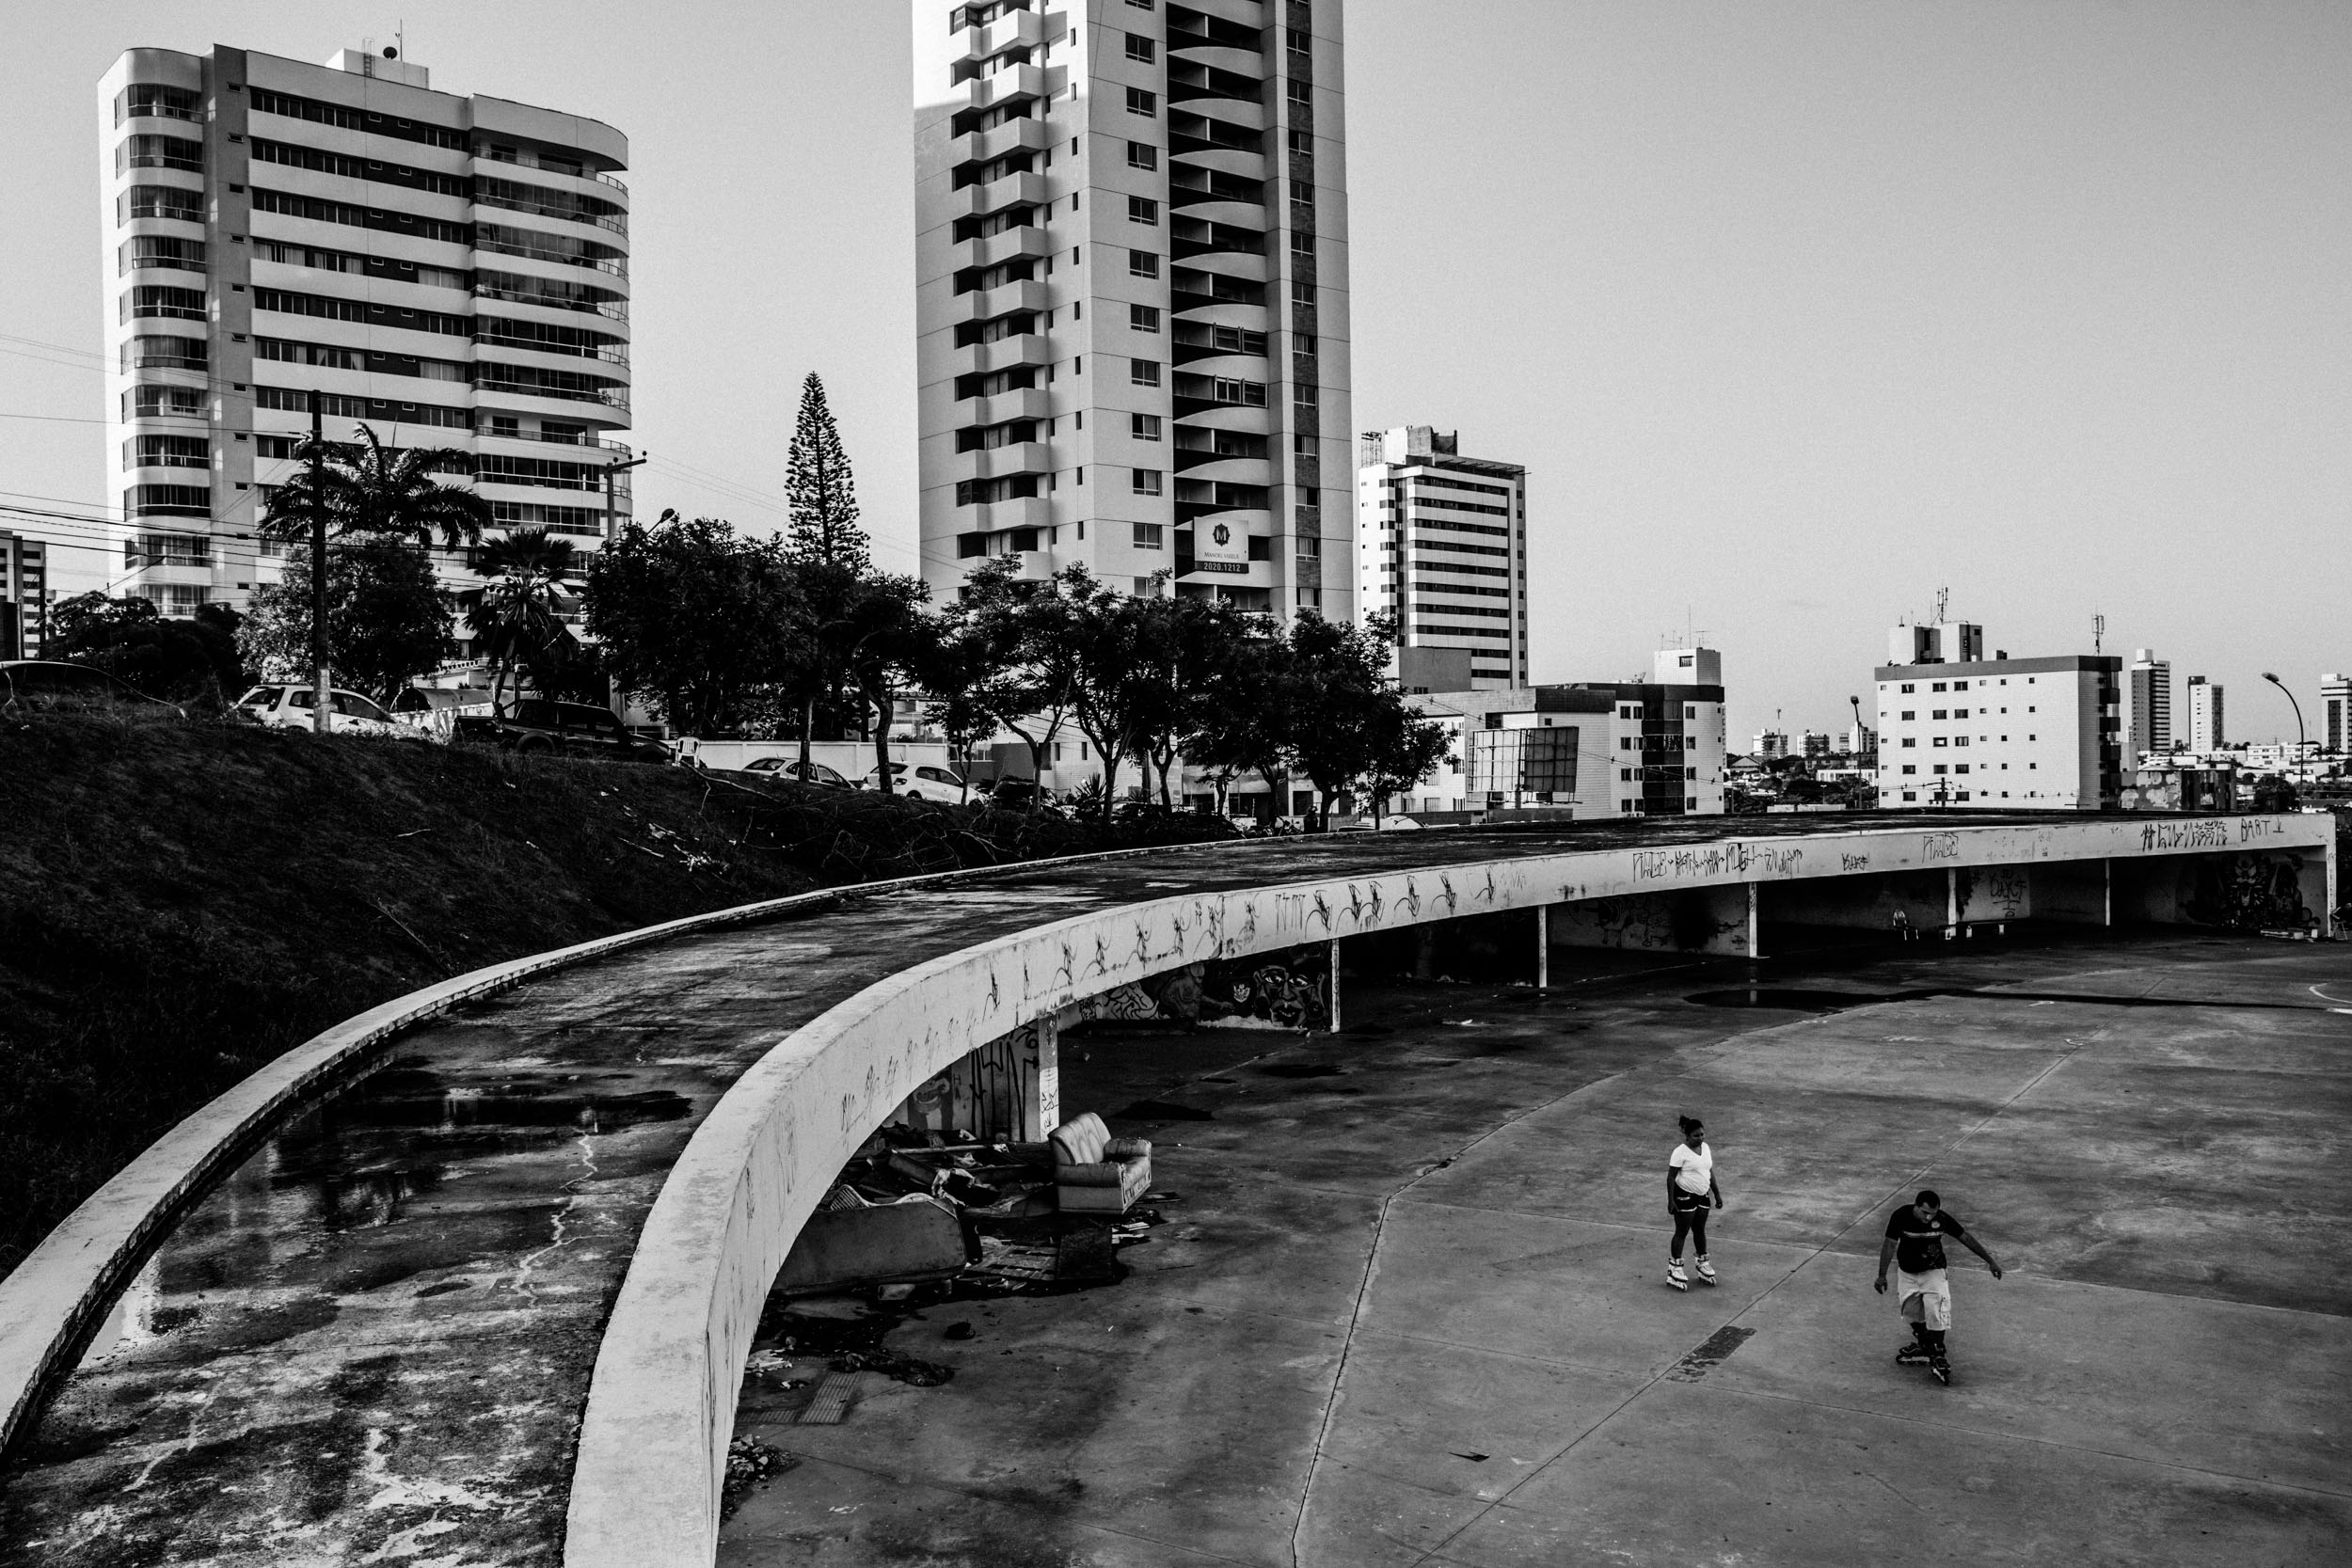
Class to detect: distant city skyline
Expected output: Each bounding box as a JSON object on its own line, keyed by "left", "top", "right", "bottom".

{"left": 3, "top": 1, "right": 2344, "bottom": 745}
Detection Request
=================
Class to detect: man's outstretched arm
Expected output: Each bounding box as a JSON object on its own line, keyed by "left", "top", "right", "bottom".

{"left": 1873, "top": 1236, "right": 1898, "bottom": 1293}
{"left": 1951, "top": 1224, "right": 2004, "bottom": 1279}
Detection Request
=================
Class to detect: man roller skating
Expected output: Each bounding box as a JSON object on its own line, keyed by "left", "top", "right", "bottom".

{"left": 1874, "top": 1189, "right": 2003, "bottom": 1385}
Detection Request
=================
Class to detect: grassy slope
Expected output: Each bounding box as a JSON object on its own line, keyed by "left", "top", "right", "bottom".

{"left": 0, "top": 706, "right": 1228, "bottom": 1275}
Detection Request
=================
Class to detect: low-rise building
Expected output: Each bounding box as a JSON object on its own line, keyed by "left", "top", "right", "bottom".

{"left": 1874, "top": 623, "right": 2122, "bottom": 810}
{"left": 1396, "top": 647, "right": 1726, "bottom": 818}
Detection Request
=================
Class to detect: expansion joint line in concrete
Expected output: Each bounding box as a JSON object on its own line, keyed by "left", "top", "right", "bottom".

{"left": 1287, "top": 1069, "right": 1639, "bottom": 1568}
{"left": 1404, "top": 1009, "right": 2112, "bottom": 1568}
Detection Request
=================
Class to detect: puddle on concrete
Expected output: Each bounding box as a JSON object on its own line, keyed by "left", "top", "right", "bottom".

{"left": 1258, "top": 1063, "right": 1346, "bottom": 1078}
{"left": 1110, "top": 1099, "right": 1216, "bottom": 1121}
{"left": 1683, "top": 989, "right": 1885, "bottom": 1012}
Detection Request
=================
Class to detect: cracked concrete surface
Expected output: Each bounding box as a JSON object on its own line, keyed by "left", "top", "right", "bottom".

{"left": 719, "top": 936, "right": 2351, "bottom": 1567}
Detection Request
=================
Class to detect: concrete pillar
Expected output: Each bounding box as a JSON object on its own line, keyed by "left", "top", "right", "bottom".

{"left": 1946, "top": 867, "right": 1960, "bottom": 939}
{"left": 1746, "top": 882, "right": 1760, "bottom": 960}
{"left": 1411, "top": 926, "right": 1437, "bottom": 980}
{"left": 2295, "top": 847, "right": 2335, "bottom": 938}
{"left": 1020, "top": 1015, "right": 1059, "bottom": 1141}
{"left": 1329, "top": 939, "right": 1343, "bottom": 1031}
{"left": 1535, "top": 907, "right": 1549, "bottom": 990}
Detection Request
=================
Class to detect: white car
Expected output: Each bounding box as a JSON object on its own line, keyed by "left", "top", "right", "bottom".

{"left": 863, "top": 762, "right": 968, "bottom": 801}
{"left": 236, "top": 683, "right": 421, "bottom": 739}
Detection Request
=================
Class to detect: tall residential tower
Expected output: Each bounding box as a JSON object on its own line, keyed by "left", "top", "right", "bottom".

{"left": 2126, "top": 647, "right": 2171, "bottom": 767}
{"left": 914, "top": 0, "right": 1353, "bottom": 616}
{"left": 1356, "top": 426, "right": 1529, "bottom": 689}
{"left": 100, "top": 44, "right": 632, "bottom": 623}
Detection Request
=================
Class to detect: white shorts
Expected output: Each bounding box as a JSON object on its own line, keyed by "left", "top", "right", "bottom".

{"left": 1896, "top": 1267, "right": 1950, "bottom": 1330}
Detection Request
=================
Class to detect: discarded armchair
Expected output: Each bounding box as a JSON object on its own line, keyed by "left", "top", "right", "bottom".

{"left": 1050, "top": 1111, "right": 1152, "bottom": 1215}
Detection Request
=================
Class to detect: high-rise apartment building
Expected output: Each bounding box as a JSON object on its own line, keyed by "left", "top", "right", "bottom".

{"left": 913, "top": 1, "right": 1353, "bottom": 618}
{"left": 0, "top": 531, "right": 50, "bottom": 658}
{"left": 1875, "top": 622, "right": 2122, "bottom": 810}
{"left": 2321, "top": 673, "right": 2348, "bottom": 755}
{"left": 2126, "top": 647, "right": 2171, "bottom": 766}
{"left": 1356, "top": 426, "right": 1527, "bottom": 689}
{"left": 2186, "top": 675, "right": 2222, "bottom": 752}
{"left": 99, "top": 44, "right": 632, "bottom": 624}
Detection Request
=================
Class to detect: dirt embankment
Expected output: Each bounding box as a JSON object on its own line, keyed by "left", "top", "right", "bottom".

{"left": 0, "top": 706, "right": 1229, "bottom": 1275}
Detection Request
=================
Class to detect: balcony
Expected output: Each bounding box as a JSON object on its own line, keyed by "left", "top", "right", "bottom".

{"left": 966, "top": 386, "right": 1052, "bottom": 425}
{"left": 962, "top": 65, "right": 1046, "bottom": 117}
{"left": 955, "top": 170, "right": 1049, "bottom": 223}
{"left": 960, "top": 277, "right": 1050, "bottom": 322}
{"left": 953, "top": 8, "right": 1045, "bottom": 64}
{"left": 966, "top": 495, "right": 1053, "bottom": 532}
{"left": 960, "top": 225, "right": 1053, "bottom": 268}
{"left": 952, "top": 441, "right": 1050, "bottom": 483}
{"left": 959, "top": 115, "right": 1051, "bottom": 166}
{"left": 958, "top": 334, "right": 1049, "bottom": 376}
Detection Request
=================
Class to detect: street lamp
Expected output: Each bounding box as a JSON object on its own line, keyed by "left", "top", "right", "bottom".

{"left": 2261, "top": 672, "right": 2306, "bottom": 783}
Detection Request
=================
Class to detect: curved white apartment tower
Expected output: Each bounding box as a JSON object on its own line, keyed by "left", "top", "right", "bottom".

{"left": 914, "top": 0, "right": 1353, "bottom": 616}
{"left": 97, "top": 44, "right": 631, "bottom": 626}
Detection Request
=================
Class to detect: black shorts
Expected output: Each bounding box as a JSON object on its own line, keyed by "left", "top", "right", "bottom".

{"left": 1670, "top": 1190, "right": 1711, "bottom": 1215}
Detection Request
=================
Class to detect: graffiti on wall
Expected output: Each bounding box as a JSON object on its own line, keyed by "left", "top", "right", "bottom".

{"left": 2183, "top": 853, "right": 2313, "bottom": 932}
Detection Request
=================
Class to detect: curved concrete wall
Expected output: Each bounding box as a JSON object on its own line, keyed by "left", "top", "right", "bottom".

{"left": 561, "top": 815, "right": 2333, "bottom": 1566}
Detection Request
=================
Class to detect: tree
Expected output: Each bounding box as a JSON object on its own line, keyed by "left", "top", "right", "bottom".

{"left": 257, "top": 424, "right": 491, "bottom": 554}
{"left": 460, "top": 528, "right": 580, "bottom": 715}
{"left": 916, "top": 605, "right": 1008, "bottom": 802}
{"left": 46, "top": 594, "right": 248, "bottom": 703}
{"left": 949, "top": 558, "right": 1083, "bottom": 805}
{"left": 237, "top": 537, "right": 455, "bottom": 703}
{"left": 582, "top": 512, "right": 810, "bottom": 736}
{"left": 1057, "top": 567, "right": 1157, "bottom": 821}
{"left": 1186, "top": 627, "right": 1295, "bottom": 817}
{"left": 784, "top": 373, "right": 870, "bottom": 575}
{"left": 832, "top": 576, "right": 934, "bottom": 794}
{"left": 1279, "top": 611, "right": 1450, "bottom": 830}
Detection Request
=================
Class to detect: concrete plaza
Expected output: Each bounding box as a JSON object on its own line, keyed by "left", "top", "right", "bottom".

{"left": 721, "top": 933, "right": 2352, "bottom": 1566}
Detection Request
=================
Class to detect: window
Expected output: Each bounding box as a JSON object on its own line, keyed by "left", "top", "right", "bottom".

{"left": 1132, "top": 468, "right": 1163, "bottom": 496}
{"left": 1129, "top": 248, "right": 1159, "bottom": 277}
{"left": 1931, "top": 682, "right": 1947, "bottom": 692}
{"left": 1126, "top": 87, "right": 1157, "bottom": 117}
{"left": 1954, "top": 736, "right": 1969, "bottom": 747}
{"left": 1131, "top": 357, "right": 1161, "bottom": 387}
{"left": 1128, "top": 196, "right": 1158, "bottom": 224}
{"left": 1900, "top": 765, "right": 1916, "bottom": 775}
{"left": 1931, "top": 709, "right": 1947, "bottom": 720}
{"left": 1125, "top": 33, "right": 1155, "bottom": 62}
{"left": 1900, "top": 682, "right": 1915, "bottom": 693}
{"left": 1129, "top": 303, "right": 1160, "bottom": 333}
{"left": 1954, "top": 707, "right": 1969, "bottom": 719}
{"left": 1932, "top": 737, "right": 1947, "bottom": 748}
{"left": 1131, "top": 412, "right": 1162, "bottom": 440}
{"left": 1954, "top": 680, "right": 1969, "bottom": 690}
{"left": 1899, "top": 710, "right": 1915, "bottom": 721}
{"left": 1955, "top": 764, "right": 1970, "bottom": 774}
{"left": 1127, "top": 140, "right": 1157, "bottom": 171}
{"left": 1132, "top": 521, "right": 1164, "bottom": 548}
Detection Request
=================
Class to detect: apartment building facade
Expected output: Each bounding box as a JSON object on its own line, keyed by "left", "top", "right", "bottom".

{"left": 913, "top": 0, "right": 1354, "bottom": 617}
{"left": 0, "top": 531, "right": 49, "bottom": 658}
{"left": 98, "top": 44, "right": 632, "bottom": 624}
{"left": 2186, "top": 675, "right": 2223, "bottom": 752}
{"left": 2126, "top": 647, "right": 2171, "bottom": 767}
{"left": 1356, "top": 425, "right": 1527, "bottom": 689}
{"left": 2323, "top": 672, "right": 2348, "bottom": 755}
{"left": 1874, "top": 627, "right": 2122, "bottom": 810}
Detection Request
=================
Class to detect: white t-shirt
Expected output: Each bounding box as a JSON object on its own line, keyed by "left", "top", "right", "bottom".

{"left": 1670, "top": 1141, "right": 1713, "bottom": 1195}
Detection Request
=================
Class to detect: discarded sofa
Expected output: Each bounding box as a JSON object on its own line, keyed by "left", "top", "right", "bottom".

{"left": 774, "top": 1193, "right": 972, "bottom": 1294}
{"left": 1051, "top": 1111, "right": 1152, "bottom": 1215}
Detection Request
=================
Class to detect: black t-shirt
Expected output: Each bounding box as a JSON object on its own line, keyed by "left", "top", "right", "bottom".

{"left": 1885, "top": 1206, "right": 1965, "bottom": 1274}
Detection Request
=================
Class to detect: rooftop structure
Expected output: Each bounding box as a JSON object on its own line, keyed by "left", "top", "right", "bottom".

{"left": 1876, "top": 619, "right": 2122, "bottom": 810}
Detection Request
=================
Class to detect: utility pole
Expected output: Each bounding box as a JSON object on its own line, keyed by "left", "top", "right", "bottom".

{"left": 603, "top": 451, "right": 647, "bottom": 540}
{"left": 310, "top": 391, "right": 331, "bottom": 735}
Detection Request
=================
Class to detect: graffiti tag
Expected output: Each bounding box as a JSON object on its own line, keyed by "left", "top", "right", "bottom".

{"left": 2141, "top": 819, "right": 2230, "bottom": 851}
{"left": 1921, "top": 832, "right": 1960, "bottom": 862}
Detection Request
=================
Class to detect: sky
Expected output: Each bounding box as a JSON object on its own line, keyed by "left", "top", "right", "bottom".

{"left": 3, "top": 0, "right": 2344, "bottom": 747}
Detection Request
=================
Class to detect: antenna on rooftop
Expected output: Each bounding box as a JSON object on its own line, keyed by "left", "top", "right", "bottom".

{"left": 1931, "top": 586, "right": 1949, "bottom": 624}
{"left": 2092, "top": 611, "right": 2106, "bottom": 655}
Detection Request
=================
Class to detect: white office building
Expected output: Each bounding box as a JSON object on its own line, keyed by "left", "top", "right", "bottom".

{"left": 2187, "top": 675, "right": 2223, "bottom": 752}
{"left": 1874, "top": 622, "right": 2122, "bottom": 810}
{"left": 2127, "top": 647, "right": 2171, "bottom": 767}
{"left": 913, "top": 0, "right": 1353, "bottom": 617}
{"left": 99, "top": 43, "right": 633, "bottom": 623}
{"left": 1356, "top": 426, "right": 1527, "bottom": 689}
{"left": 1398, "top": 648, "right": 1726, "bottom": 817}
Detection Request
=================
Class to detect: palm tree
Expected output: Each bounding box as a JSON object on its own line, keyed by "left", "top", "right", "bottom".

{"left": 461, "top": 528, "right": 580, "bottom": 714}
{"left": 258, "top": 424, "right": 492, "bottom": 552}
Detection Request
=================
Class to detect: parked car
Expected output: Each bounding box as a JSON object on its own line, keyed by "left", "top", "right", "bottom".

{"left": 453, "top": 698, "right": 671, "bottom": 764}
{"left": 0, "top": 659, "right": 160, "bottom": 706}
{"left": 235, "top": 683, "right": 421, "bottom": 739}
{"left": 976, "top": 776, "right": 1043, "bottom": 809}
{"left": 389, "top": 686, "right": 494, "bottom": 740}
{"left": 863, "top": 762, "right": 968, "bottom": 801}
{"left": 740, "top": 755, "right": 854, "bottom": 789}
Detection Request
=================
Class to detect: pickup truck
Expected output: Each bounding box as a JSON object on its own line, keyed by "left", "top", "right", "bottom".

{"left": 453, "top": 698, "right": 671, "bottom": 764}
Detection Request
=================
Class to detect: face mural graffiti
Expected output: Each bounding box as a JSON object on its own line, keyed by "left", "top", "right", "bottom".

{"left": 1136, "top": 944, "right": 1334, "bottom": 1030}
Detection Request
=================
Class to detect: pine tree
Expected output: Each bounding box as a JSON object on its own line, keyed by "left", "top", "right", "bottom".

{"left": 784, "top": 372, "right": 871, "bottom": 573}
